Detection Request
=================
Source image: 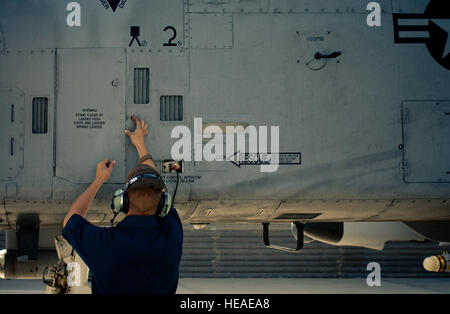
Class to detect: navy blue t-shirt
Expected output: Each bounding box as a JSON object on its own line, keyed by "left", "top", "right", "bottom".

{"left": 62, "top": 208, "right": 183, "bottom": 294}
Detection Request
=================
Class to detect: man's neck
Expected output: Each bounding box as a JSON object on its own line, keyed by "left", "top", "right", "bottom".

{"left": 126, "top": 209, "right": 156, "bottom": 216}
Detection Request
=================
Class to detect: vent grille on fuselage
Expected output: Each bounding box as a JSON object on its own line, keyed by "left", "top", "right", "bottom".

{"left": 160, "top": 96, "right": 183, "bottom": 121}
{"left": 133, "top": 68, "right": 150, "bottom": 104}
{"left": 32, "top": 97, "right": 48, "bottom": 134}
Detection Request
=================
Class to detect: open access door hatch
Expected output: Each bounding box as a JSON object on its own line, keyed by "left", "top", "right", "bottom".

{"left": 56, "top": 48, "right": 126, "bottom": 183}
{"left": 402, "top": 101, "right": 450, "bottom": 183}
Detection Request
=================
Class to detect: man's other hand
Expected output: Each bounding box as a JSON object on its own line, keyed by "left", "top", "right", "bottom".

{"left": 95, "top": 158, "right": 116, "bottom": 184}
{"left": 125, "top": 116, "right": 149, "bottom": 148}
{"left": 63, "top": 158, "right": 115, "bottom": 228}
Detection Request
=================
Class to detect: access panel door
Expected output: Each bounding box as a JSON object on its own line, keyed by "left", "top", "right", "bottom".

{"left": 0, "top": 88, "right": 24, "bottom": 180}
{"left": 56, "top": 48, "right": 126, "bottom": 183}
{"left": 402, "top": 101, "right": 450, "bottom": 183}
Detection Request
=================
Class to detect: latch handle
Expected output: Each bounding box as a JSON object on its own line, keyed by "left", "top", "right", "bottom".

{"left": 262, "top": 222, "right": 304, "bottom": 253}
{"left": 315, "top": 51, "right": 342, "bottom": 60}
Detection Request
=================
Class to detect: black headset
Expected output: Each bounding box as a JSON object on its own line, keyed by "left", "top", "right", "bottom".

{"left": 110, "top": 174, "right": 172, "bottom": 218}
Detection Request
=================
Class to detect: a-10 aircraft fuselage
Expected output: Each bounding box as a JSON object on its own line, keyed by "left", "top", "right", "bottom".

{"left": 0, "top": 0, "right": 449, "bottom": 229}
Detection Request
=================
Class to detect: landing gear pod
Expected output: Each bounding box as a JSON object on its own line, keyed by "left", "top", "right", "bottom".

{"left": 300, "top": 222, "right": 425, "bottom": 250}
{"left": 423, "top": 253, "right": 449, "bottom": 273}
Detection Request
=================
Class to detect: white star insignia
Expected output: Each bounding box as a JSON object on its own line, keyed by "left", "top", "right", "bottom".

{"left": 431, "top": 19, "right": 450, "bottom": 59}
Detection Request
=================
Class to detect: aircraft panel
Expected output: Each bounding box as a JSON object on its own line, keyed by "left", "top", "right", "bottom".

{"left": 55, "top": 48, "right": 126, "bottom": 184}
{"left": 184, "top": 11, "right": 450, "bottom": 201}
{"left": 189, "top": 13, "right": 233, "bottom": 49}
{"left": 125, "top": 49, "right": 191, "bottom": 202}
{"left": 402, "top": 100, "right": 450, "bottom": 183}
{"left": 0, "top": 88, "right": 24, "bottom": 180}
{"left": 0, "top": 50, "right": 55, "bottom": 201}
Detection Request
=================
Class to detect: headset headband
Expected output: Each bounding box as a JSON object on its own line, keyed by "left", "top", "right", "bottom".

{"left": 124, "top": 173, "right": 166, "bottom": 192}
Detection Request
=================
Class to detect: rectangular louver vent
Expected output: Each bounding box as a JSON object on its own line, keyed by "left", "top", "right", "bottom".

{"left": 32, "top": 97, "right": 48, "bottom": 134}
{"left": 160, "top": 96, "right": 183, "bottom": 121}
{"left": 134, "top": 68, "right": 150, "bottom": 104}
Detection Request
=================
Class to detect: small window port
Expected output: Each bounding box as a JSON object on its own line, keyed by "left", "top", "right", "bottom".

{"left": 162, "top": 160, "right": 184, "bottom": 173}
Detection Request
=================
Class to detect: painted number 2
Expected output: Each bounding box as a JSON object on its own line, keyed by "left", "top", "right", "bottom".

{"left": 163, "top": 26, "right": 178, "bottom": 46}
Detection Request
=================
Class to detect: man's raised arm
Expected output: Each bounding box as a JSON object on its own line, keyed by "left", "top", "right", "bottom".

{"left": 124, "top": 116, "right": 158, "bottom": 171}
{"left": 62, "top": 158, "right": 116, "bottom": 228}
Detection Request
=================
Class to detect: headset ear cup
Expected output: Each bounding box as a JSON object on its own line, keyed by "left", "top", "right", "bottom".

{"left": 159, "top": 192, "right": 171, "bottom": 218}
{"left": 156, "top": 192, "right": 165, "bottom": 217}
{"left": 122, "top": 191, "right": 129, "bottom": 214}
{"left": 111, "top": 189, "right": 124, "bottom": 214}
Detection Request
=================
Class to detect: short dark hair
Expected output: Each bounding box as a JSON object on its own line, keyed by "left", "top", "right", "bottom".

{"left": 128, "top": 187, "right": 162, "bottom": 214}
{"left": 126, "top": 164, "right": 164, "bottom": 213}
{"left": 126, "top": 164, "right": 164, "bottom": 191}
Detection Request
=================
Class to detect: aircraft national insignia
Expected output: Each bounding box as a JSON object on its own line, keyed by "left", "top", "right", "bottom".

{"left": 100, "top": 0, "right": 127, "bottom": 12}
{"left": 393, "top": 0, "right": 450, "bottom": 70}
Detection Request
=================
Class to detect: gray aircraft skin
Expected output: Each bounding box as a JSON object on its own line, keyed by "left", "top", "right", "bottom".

{"left": 0, "top": 0, "right": 450, "bottom": 271}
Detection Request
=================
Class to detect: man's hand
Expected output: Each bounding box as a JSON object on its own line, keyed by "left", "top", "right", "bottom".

{"left": 95, "top": 158, "right": 116, "bottom": 184}
{"left": 124, "top": 115, "right": 158, "bottom": 171}
{"left": 125, "top": 116, "right": 149, "bottom": 148}
{"left": 63, "top": 158, "right": 115, "bottom": 228}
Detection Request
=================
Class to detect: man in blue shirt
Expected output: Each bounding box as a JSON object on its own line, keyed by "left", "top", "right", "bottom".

{"left": 62, "top": 116, "right": 183, "bottom": 294}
